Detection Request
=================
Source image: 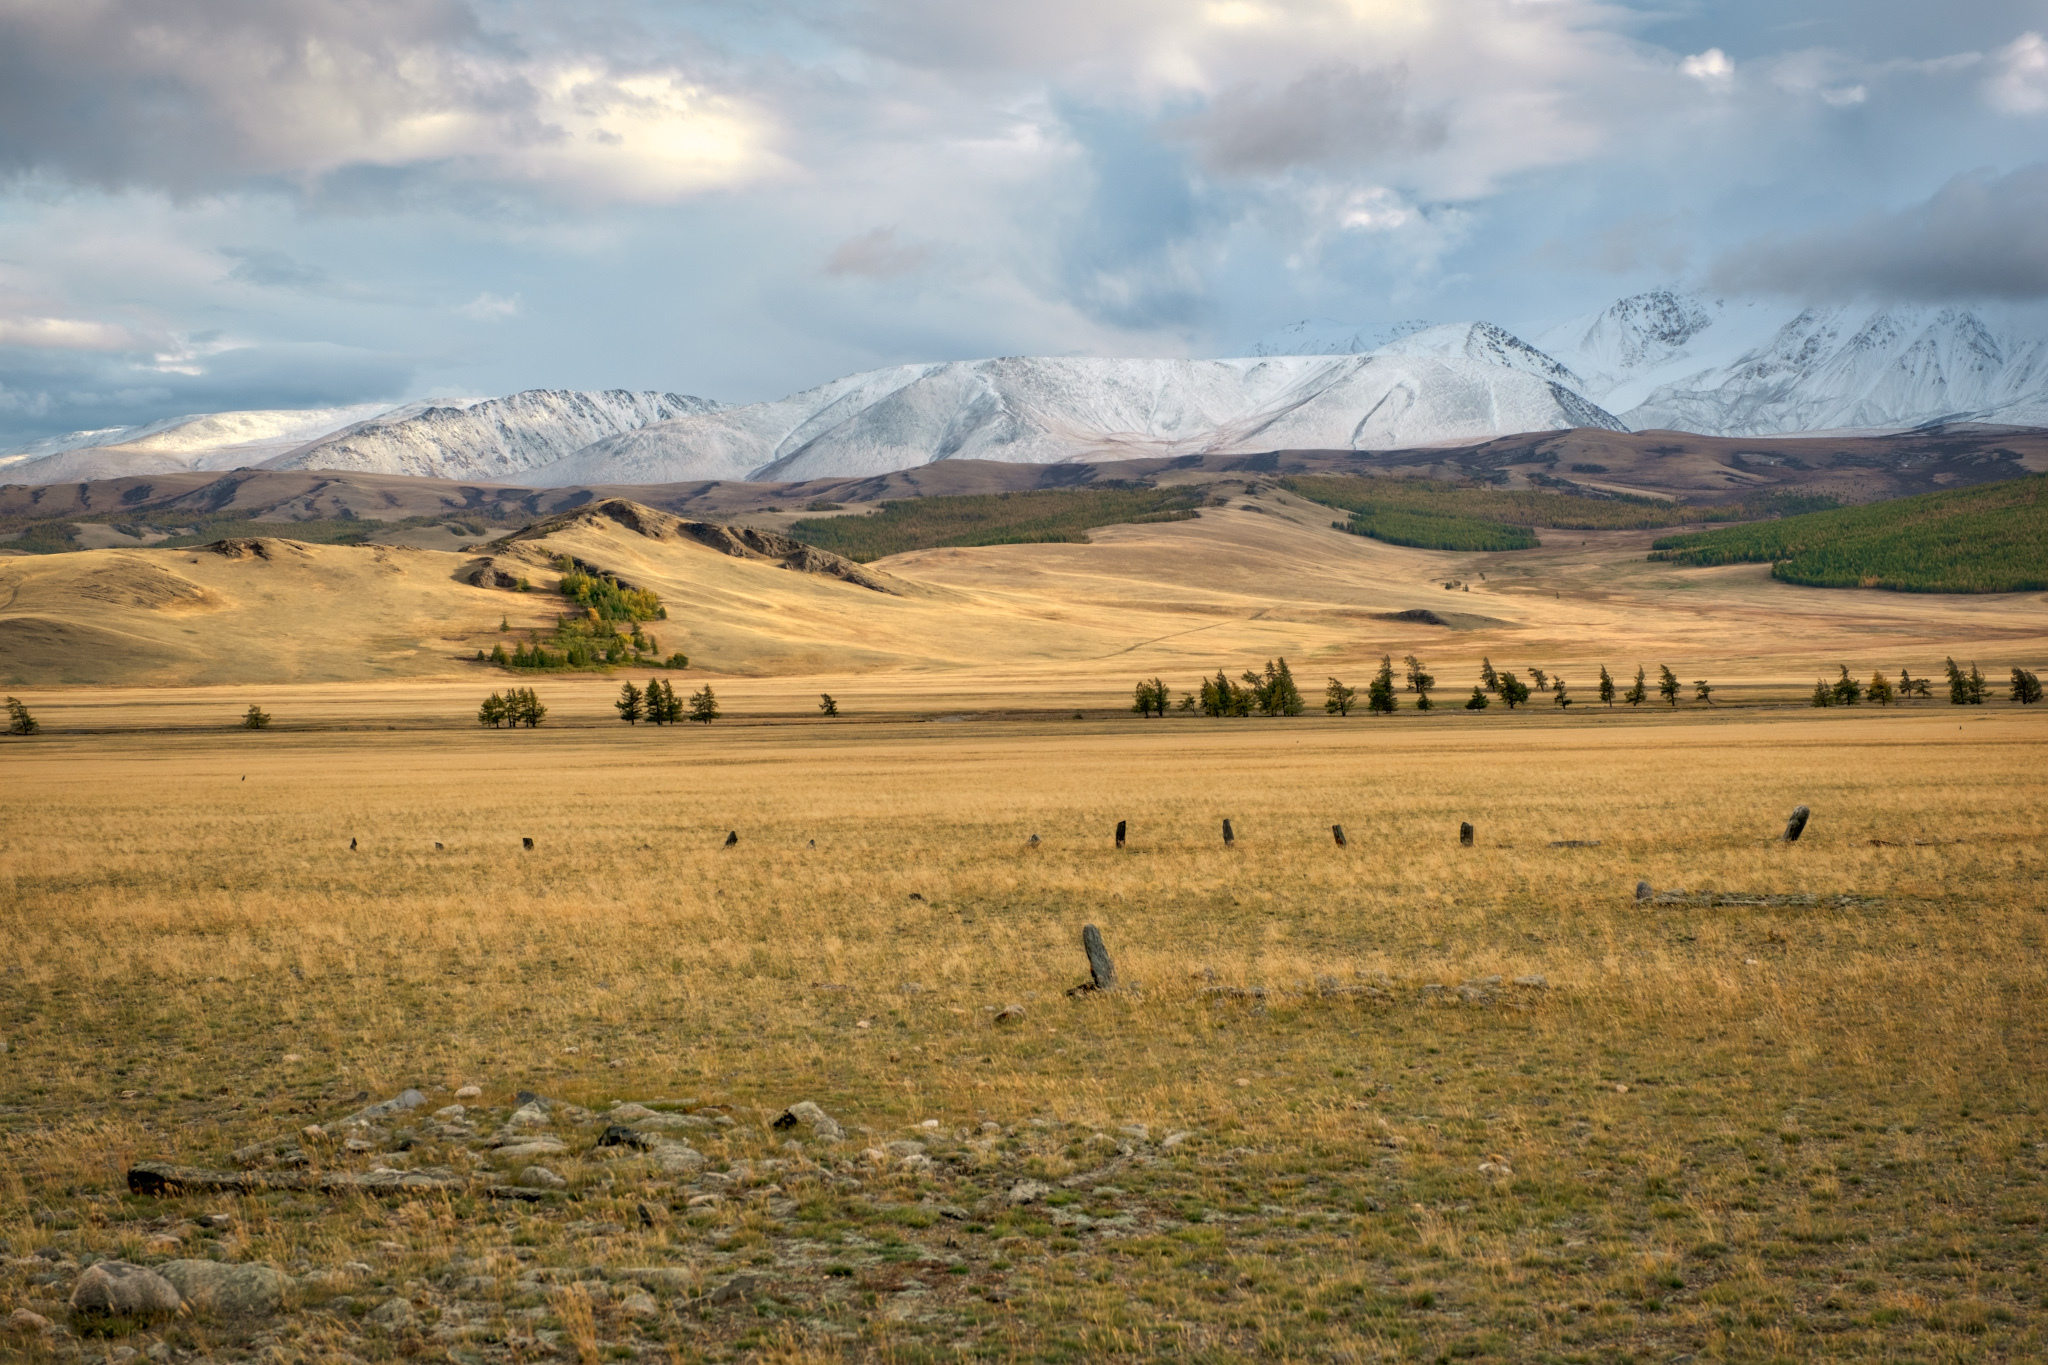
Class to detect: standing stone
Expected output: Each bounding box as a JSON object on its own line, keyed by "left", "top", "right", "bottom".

{"left": 1460, "top": 822, "right": 1474, "bottom": 846}
{"left": 1114, "top": 820, "right": 1126, "bottom": 849}
{"left": 1221, "top": 818, "right": 1235, "bottom": 847}
{"left": 522, "top": 837, "right": 534, "bottom": 850}
{"left": 1332, "top": 824, "right": 1347, "bottom": 847}
{"left": 1082, "top": 924, "right": 1116, "bottom": 991}
{"left": 1635, "top": 880, "right": 1652, "bottom": 902}
{"left": 1783, "top": 806, "right": 1810, "bottom": 842}
{"left": 724, "top": 830, "right": 738, "bottom": 847}
{"left": 1028, "top": 834, "right": 1040, "bottom": 848}
{"left": 349, "top": 837, "right": 357, "bottom": 851}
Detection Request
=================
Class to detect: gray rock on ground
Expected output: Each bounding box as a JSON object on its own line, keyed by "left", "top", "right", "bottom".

{"left": 517, "top": 1166, "right": 567, "bottom": 1189}
{"left": 5, "top": 1308, "right": 54, "bottom": 1336}
{"left": 772, "top": 1101, "right": 846, "bottom": 1141}
{"left": 1008, "top": 1179, "right": 1053, "bottom": 1204}
{"left": 155, "top": 1260, "right": 292, "bottom": 1316}
{"left": 69, "top": 1260, "right": 182, "bottom": 1319}
{"left": 367, "top": 1296, "right": 415, "bottom": 1329}
{"left": 342, "top": 1089, "right": 427, "bottom": 1126}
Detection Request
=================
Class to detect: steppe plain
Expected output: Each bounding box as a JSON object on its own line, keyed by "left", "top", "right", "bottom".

{"left": 2, "top": 473, "right": 2046, "bottom": 1364}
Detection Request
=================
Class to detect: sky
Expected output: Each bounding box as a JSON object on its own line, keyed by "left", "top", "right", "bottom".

{"left": 2, "top": 0, "right": 2047, "bottom": 445}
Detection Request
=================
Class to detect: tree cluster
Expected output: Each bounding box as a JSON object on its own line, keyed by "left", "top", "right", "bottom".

{"left": 479, "top": 688, "right": 547, "bottom": 728}
{"left": 1184, "top": 659, "right": 1305, "bottom": 716}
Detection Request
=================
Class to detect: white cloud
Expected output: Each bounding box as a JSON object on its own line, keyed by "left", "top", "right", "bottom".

{"left": 1985, "top": 32, "right": 2048, "bottom": 112}
{"left": 0, "top": 316, "right": 136, "bottom": 350}
{"left": 1680, "top": 48, "right": 1734, "bottom": 82}
{"left": 458, "top": 292, "right": 520, "bottom": 321}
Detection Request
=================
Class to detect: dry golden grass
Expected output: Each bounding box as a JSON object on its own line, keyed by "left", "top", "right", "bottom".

{"left": 1, "top": 706, "right": 2045, "bottom": 1362}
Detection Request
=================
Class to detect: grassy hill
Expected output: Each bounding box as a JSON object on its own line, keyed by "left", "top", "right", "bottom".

{"left": 784, "top": 485, "right": 1205, "bottom": 562}
{"left": 1280, "top": 475, "right": 1833, "bottom": 552}
{"left": 1648, "top": 474, "right": 2048, "bottom": 593}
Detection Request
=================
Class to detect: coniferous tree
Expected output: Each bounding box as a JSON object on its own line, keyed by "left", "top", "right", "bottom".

{"left": 514, "top": 688, "right": 547, "bottom": 727}
{"left": 1831, "top": 665, "right": 1861, "bottom": 706}
{"left": 1944, "top": 657, "right": 1968, "bottom": 704}
{"left": 1810, "top": 679, "right": 1834, "bottom": 708}
{"left": 1496, "top": 671, "right": 1531, "bottom": 709}
{"left": 489, "top": 643, "right": 510, "bottom": 666}
{"left": 1270, "top": 659, "right": 1304, "bottom": 715}
{"left": 1553, "top": 677, "right": 1572, "bottom": 707}
{"left": 1909, "top": 671, "right": 1932, "bottom": 699}
{"left": 1866, "top": 672, "right": 1894, "bottom": 706}
{"left": 688, "top": 684, "right": 720, "bottom": 724}
{"left": 1657, "top": 665, "right": 1681, "bottom": 708}
{"left": 1693, "top": 679, "right": 1714, "bottom": 705}
{"left": 1480, "top": 658, "right": 1500, "bottom": 693}
{"left": 1598, "top": 665, "right": 1615, "bottom": 707}
{"left": 1464, "top": 685, "right": 1490, "bottom": 710}
{"left": 1529, "top": 667, "right": 1550, "bottom": 694}
{"left": 1366, "top": 655, "right": 1398, "bottom": 714}
{"left": 615, "top": 681, "right": 644, "bottom": 725}
{"left": 1898, "top": 667, "right": 1916, "bottom": 700}
{"left": 242, "top": 704, "right": 271, "bottom": 729}
{"left": 2011, "top": 668, "right": 2044, "bottom": 705}
{"left": 478, "top": 692, "right": 510, "bottom": 727}
{"left": 1624, "top": 666, "right": 1648, "bottom": 708}
{"left": 1324, "top": 676, "right": 1356, "bottom": 716}
{"left": 1404, "top": 656, "right": 1436, "bottom": 710}
{"left": 1966, "top": 663, "right": 1987, "bottom": 705}
{"left": 819, "top": 693, "right": 840, "bottom": 717}
{"left": 5, "top": 696, "right": 39, "bottom": 735}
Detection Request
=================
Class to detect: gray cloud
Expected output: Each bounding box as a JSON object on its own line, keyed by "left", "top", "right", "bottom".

{"left": 1712, "top": 163, "right": 2048, "bottom": 299}
{"left": 1165, "top": 63, "right": 1447, "bottom": 176}
{"left": 219, "top": 247, "right": 329, "bottom": 290}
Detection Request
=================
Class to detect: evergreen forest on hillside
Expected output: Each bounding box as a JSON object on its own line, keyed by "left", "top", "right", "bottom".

{"left": 1648, "top": 475, "right": 2048, "bottom": 592}
{"left": 784, "top": 486, "right": 1206, "bottom": 562}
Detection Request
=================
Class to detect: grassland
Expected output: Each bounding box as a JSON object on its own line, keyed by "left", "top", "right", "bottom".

{"left": 1, "top": 707, "right": 2044, "bottom": 1363}
{"left": 1649, "top": 474, "right": 2048, "bottom": 592}
{"left": 1282, "top": 476, "right": 1839, "bottom": 552}
{"left": 784, "top": 488, "right": 1205, "bottom": 562}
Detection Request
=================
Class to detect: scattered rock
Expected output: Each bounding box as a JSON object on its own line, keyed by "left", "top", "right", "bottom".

{"left": 994, "top": 1003, "right": 1026, "bottom": 1024}
{"left": 1118, "top": 1124, "right": 1149, "bottom": 1141}
{"left": 1027, "top": 834, "right": 1040, "bottom": 848}
{"left": 771, "top": 1101, "right": 846, "bottom": 1141}
{"left": 1477, "top": 1157, "right": 1514, "bottom": 1179}
{"left": 455, "top": 1086, "right": 482, "bottom": 1100}
{"left": 433, "top": 1104, "right": 465, "bottom": 1120}
{"left": 1783, "top": 805, "right": 1811, "bottom": 842}
{"left": 1635, "top": 880, "right": 1652, "bottom": 901}
{"left": 4, "top": 1308, "right": 54, "bottom": 1336}
{"left": 620, "top": 1291, "right": 660, "bottom": 1319}
{"left": 342, "top": 1089, "right": 427, "bottom": 1127}
{"left": 1513, "top": 974, "right": 1548, "bottom": 988}
{"left": 367, "top": 1296, "right": 415, "bottom": 1330}
{"left": 1161, "top": 1131, "right": 1195, "bottom": 1149}
{"left": 155, "top": 1260, "right": 291, "bottom": 1317}
{"left": 1548, "top": 839, "right": 1601, "bottom": 848}
{"left": 1460, "top": 821, "right": 1474, "bottom": 846}
{"left": 703, "top": 1274, "right": 764, "bottom": 1306}
{"left": 69, "top": 1261, "right": 181, "bottom": 1319}
{"left": 493, "top": 1140, "right": 568, "bottom": 1159}
{"left": 517, "top": 1166, "right": 567, "bottom": 1189}
{"left": 1008, "top": 1180, "right": 1053, "bottom": 1204}
{"left": 595, "top": 1124, "right": 653, "bottom": 1150}
{"left": 505, "top": 1101, "right": 551, "bottom": 1127}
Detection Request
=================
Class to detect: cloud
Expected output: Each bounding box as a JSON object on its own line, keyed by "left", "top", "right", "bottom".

{"left": 1985, "top": 32, "right": 2048, "bottom": 112}
{"left": 1166, "top": 63, "right": 1446, "bottom": 175}
{"left": 824, "top": 227, "right": 936, "bottom": 279}
{"left": 458, "top": 292, "right": 521, "bottom": 321}
{"left": 1711, "top": 163, "right": 2048, "bottom": 299}
{"left": 219, "top": 246, "right": 328, "bottom": 290}
{"left": 0, "top": 0, "right": 778, "bottom": 202}
{"left": 1680, "top": 49, "right": 1734, "bottom": 82}
{"left": 0, "top": 315, "right": 137, "bottom": 350}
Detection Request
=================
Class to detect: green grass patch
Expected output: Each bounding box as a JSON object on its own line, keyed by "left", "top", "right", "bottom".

{"left": 1282, "top": 475, "right": 1836, "bottom": 550}
{"left": 784, "top": 486, "right": 1206, "bottom": 562}
{"left": 1647, "top": 474, "right": 2048, "bottom": 592}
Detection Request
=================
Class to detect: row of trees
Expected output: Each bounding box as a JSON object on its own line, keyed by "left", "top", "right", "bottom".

{"left": 615, "top": 680, "right": 720, "bottom": 725}
{"left": 1134, "top": 660, "right": 1311, "bottom": 717}
{"left": 479, "top": 688, "right": 548, "bottom": 728}
{"left": 1815, "top": 659, "right": 2043, "bottom": 706}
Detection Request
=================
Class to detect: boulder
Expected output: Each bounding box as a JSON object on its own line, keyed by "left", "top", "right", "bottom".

{"left": 155, "top": 1260, "right": 292, "bottom": 1316}
{"left": 342, "top": 1090, "right": 427, "bottom": 1127}
{"left": 368, "top": 1296, "right": 415, "bottom": 1330}
{"left": 69, "top": 1261, "right": 181, "bottom": 1319}
{"left": 771, "top": 1101, "right": 845, "bottom": 1141}
{"left": 517, "top": 1166, "right": 567, "bottom": 1189}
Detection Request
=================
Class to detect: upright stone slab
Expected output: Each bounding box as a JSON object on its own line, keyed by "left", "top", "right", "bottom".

{"left": 1332, "top": 824, "right": 1347, "bottom": 847}
{"left": 724, "top": 830, "right": 739, "bottom": 847}
{"left": 522, "top": 837, "right": 534, "bottom": 850}
{"left": 1082, "top": 924, "right": 1116, "bottom": 991}
{"left": 1459, "top": 822, "right": 1474, "bottom": 846}
{"left": 1222, "top": 818, "right": 1235, "bottom": 846}
{"left": 1783, "top": 806, "right": 1810, "bottom": 842}
{"left": 1114, "top": 820, "right": 1126, "bottom": 849}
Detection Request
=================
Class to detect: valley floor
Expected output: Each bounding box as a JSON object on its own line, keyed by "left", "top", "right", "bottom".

{"left": 1, "top": 708, "right": 2044, "bottom": 1362}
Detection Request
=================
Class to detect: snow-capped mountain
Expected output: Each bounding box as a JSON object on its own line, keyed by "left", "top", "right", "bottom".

{"left": 267, "top": 389, "right": 723, "bottom": 481}
{"left": 537, "top": 349, "right": 1619, "bottom": 487}
{"left": 0, "top": 403, "right": 394, "bottom": 484}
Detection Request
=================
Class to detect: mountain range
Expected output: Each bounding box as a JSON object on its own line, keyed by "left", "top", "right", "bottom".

{"left": 6, "top": 292, "right": 2046, "bottom": 489}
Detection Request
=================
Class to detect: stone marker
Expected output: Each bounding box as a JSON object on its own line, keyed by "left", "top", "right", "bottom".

{"left": 522, "top": 837, "right": 534, "bottom": 850}
{"left": 1081, "top": 924, "right": 1116, "bottom": 992}
{"left": 724, "top": 830, "right": 738, "bottom": 847}
{"left": 434, "top": 842, "right": 443, "bottom": 850}
{"left": 1635, "top": 880, "right": 1652, "bottom": 901}
{"left": 807, "top": 839, "right": 816, "bottom": 849}
{"left": 1028, "top": 834, "right": 1040, "bottom": 848}
{"left": 349, "top": 837, "right": 357, "bottom": 851}
{"left": 1115, "top": 820, "right": 1126, "bottom": 848}
{"left": 1783, "top": 805, "right": 1810, "bottom": 842}
{"left": 1460, "top": 822, "right": 1474, "bottom": 846}
{"left": 1332, "top": 824, "right": 1347, "bottom": 847}
{"left": 69, "top": 1261, "right": 181, "bottom": 1319}
{"left": 1222, "top": 818, "right": 1235, "bottom": 846}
